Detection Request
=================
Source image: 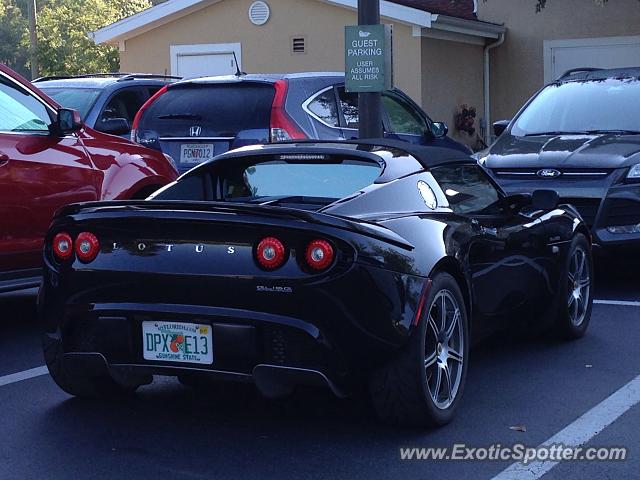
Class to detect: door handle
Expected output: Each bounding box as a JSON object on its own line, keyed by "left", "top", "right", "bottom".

{"left": 0, "top": 152, "right": 8, "bottom": 166}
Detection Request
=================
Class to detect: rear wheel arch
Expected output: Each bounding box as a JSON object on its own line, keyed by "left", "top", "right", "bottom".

{"left": 428, "top": 257, "right": 472, "bottom": 325}
{"left": 574, "top": 224, "right": 592, "bottom": 245}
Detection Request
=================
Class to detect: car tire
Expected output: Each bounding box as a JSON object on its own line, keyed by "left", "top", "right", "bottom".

{"left": 43, "top": 334, "right": 139, "bottom": 398}
{"left": 553, "top": 233, "right": 593, "bottom": 340}
{"left": 369, "top": 272, "right": 469, "bottom": 427}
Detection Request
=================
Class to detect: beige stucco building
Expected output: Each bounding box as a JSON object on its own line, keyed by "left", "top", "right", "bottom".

{"left": 92, "top": 0, "right": 640, "bottom": 149}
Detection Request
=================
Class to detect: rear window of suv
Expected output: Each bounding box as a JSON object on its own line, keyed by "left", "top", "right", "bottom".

{"left": 141, "top": 83, "right": 275, "bottom": 137}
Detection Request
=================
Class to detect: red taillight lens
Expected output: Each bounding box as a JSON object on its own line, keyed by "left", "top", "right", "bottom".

{"left": 52, "top": 232, "right": 73, "bottom": 261}
{"left": 75, "top": 232, "right": 100, "bottom": 263}
{"left": 305, "top": 240, "right": 334, "bottom": 271}
{"left": 131, "top": 84, "right": 168, "bottom": 142}
{"left": 270, "top": 80, "right": 307, "bottom": 142}
{"left": 255, "top": 237, "right": 286, "bottom": 270}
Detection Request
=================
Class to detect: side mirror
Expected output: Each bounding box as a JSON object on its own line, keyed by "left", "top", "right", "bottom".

{"left": 432, "top": 121, "right": 448, "bottom": 138}
{"left": 502, "top": 193, "right": 532, "bottom": 212}
{"left": 493, "top": 120, "right": 510, "bottom": 138}
{"left": 97, "top": 118, "right": 130, "bottom": 136}
{"left": 55, "top": 108, "right": 83, "bottom": 135}
{"left": 532, "top": 189, "right": 559, "bottom": 211}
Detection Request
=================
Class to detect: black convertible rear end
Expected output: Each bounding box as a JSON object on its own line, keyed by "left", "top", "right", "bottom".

{"left": 40, "top": 140, "right": 594, "bottom": 427}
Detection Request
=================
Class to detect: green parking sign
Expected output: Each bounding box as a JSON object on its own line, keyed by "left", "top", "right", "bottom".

{"left": 345, "top": 24, "right": 393, "bottom": 93}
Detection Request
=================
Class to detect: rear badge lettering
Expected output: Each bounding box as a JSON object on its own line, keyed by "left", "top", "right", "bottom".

{"left": 228, "top": 246, "right": 236, "bottom": 254}
{"left": 256, "top": 286, "right": 293, "bottom": 294}
{"left": 113, "top": 242, "right": 215, "bottom": 254}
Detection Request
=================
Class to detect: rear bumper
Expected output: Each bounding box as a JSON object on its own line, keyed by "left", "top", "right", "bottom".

{"left": 59, "top": 351, "right": 347, "bottom": 398}
{"left": 39, "top": 266, "right": 427, "bottom": 396}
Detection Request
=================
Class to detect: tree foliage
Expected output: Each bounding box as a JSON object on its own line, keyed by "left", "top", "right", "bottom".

{"left": 0, "top": 0, "right": 151, "bottom": 79}
{"left": 0, "top": 0, "right": 29, "bottom": 77}
{"left": 36, "top": 0, "right": 151, "bottom": 76}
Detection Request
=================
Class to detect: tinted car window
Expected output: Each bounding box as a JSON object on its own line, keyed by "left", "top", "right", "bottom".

{"left": 512, "top": 78, "right": 640, "bottom": 136}
{"left": 39, "top": 87, "right": 101, "bottom": 120}
{"left": 99, "top": 89, "right": 144, "bottom": 125}
{"left": 307, "top": 89, "right": 339, "bottom": 127}
{"left": 431, "top": 164, "right": 501, "bottom": 215}
{"left": 0, "top": 77, "right": 50, "bottom": 132}
{"left": 382, "top": 93, "right": 428, "bottom": 135}
{"left": 223, "top": 159, "right": 381, "bottom": 200}
{"left": 142, "top": 84, "right": 275, "bottom": 136}
{"left": 337, "top": 87, "right": 359, "bottom": 129}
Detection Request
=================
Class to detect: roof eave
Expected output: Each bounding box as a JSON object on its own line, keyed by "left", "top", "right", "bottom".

{"left": 91, "top": 0, "right": 221, "bottom": 45}
{"left": 91, "top": 0, "right": 432, "bottom": 45}
{"left": 429, "top": 14, "right": 506, "bottom": 39}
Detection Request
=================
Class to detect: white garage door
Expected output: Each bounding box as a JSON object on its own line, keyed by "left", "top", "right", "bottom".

{"left": 170, "top": 43, "right": 242, "bottom": 79}
{"left": 544, "top": 36, "right": 640, "bottom": 83}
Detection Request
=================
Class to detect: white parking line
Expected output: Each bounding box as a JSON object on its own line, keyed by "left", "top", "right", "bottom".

{"left": 594, "top": 299, "right": 640, "bottom": 307}
{"left": 490, "top": 374, "right": 640, "bottom": 480}
{"left": 0, "top": 366, "right": 48, "bottom": 387}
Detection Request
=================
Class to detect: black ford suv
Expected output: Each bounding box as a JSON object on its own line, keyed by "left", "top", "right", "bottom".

{"left": 34, "top": 73, "right": 181, "bottom": 138}
{"left": 478, "top": 67, "right": 640, "bottom": 249}
{"left": 131, "top": 72, "right": 471, "bottom": 173}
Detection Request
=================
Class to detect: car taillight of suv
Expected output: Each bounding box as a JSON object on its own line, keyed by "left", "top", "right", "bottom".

{"left": 131, "top": 85, "right": 168, "bottom": 146}
{"left": 269, "top": 79, "right": 307, "bottom": 142}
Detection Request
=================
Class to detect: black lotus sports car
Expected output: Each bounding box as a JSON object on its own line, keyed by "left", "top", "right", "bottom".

{"left": 40, "top": 140, "right": 594, "bottom": 427}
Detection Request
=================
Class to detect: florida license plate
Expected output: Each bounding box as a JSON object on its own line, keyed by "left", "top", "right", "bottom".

{"left": 180, "top": 143, "right": 214, "bottom": 164}
{"left": 142, "top": 321, "right": 213, "bottom": 365}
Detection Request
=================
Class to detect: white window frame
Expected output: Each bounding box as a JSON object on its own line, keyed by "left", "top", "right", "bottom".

{"left": 170, "top": 43, "right": 242, "bottom": 77}
{"left": 543, "top": 36, "right": 640, "bottom": 84}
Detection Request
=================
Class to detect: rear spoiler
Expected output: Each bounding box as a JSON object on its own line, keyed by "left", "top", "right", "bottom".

{"left": 54, "top": 200, "right": 415, "bottom": 250}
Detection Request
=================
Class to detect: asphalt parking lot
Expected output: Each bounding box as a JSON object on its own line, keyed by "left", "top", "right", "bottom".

{"left": 1, "top": 256, "right": 638, "bottom": 480}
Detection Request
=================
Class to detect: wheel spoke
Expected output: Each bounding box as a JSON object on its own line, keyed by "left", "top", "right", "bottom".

{"left": 445, "top": 308, "right": 460, "bottom": 340}
{"left": 443, "top": 365, "right": 453, "bottom": 403}
{"left": 425, "top": 350, "right": 438, "bottom": 369}
{"left": 576, "top": 251, "right": 586, "bottom": 278}
{"left": 568, "top": 291, "right": 575, "bottom": 307}
{"left": 428, "top": 315, "right": 439, "bottom": 338}
{"left": 440, "top": 294, "right": 447, "bottom": 331}
{"left": 432, "top": 366, "right": 442, "bottom": 402}
{"left": 571, "top": 296, "right": 579, "bottom": 320}
{"left": 448, "top": 348, "right": 463, "bottom": 365}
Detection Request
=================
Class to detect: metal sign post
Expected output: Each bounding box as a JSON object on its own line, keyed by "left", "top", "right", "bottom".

{"left": 350, "top": 0, "right": 386, "bottom": 139}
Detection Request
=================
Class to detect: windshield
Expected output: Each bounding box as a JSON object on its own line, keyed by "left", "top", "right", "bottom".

{"left": 39, "top": 87, "right": 102, "bottom": 119}
{"left": 511, "top": 78, "right": 640, "bottom": 136}
{"left": 223, "top": 158, "right": 382, "bottom": 203}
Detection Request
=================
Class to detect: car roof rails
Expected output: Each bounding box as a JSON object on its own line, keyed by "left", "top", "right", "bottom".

{"left": 33, "top": 73, "right": 130, "bottom": 82}
{"left": 558, "top": 67, "right": 604, "bottom": 80}
{"left": 116, "top": 73, "right": 183, "bottom": 82}
{"left": 33, "top": 73, "right": 182, "bottom": 83}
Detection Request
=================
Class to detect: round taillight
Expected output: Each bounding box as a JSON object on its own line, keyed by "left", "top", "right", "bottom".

{"left": 305, "top": 239, "right": 334, "bottom": 271}
{"left": 75, "top": 232, "right": 100, "bottom": 263}
{"left": 255, "top": 237, "right": 286, "bottom": 270}
{"left": 52, "top": 232, "right": 73, "bottom": 261}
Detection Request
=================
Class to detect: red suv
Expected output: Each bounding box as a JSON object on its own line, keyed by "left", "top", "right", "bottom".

{"left": 0, "top": 64, "right": 178, "bottom": 293}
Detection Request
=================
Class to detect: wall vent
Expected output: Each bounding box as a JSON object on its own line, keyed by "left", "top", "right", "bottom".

{"left": 248, "top": 1, "right": 270, "bottom": 26}
{"left": 291, "top": 36, "right": 306, "bottom": 54}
